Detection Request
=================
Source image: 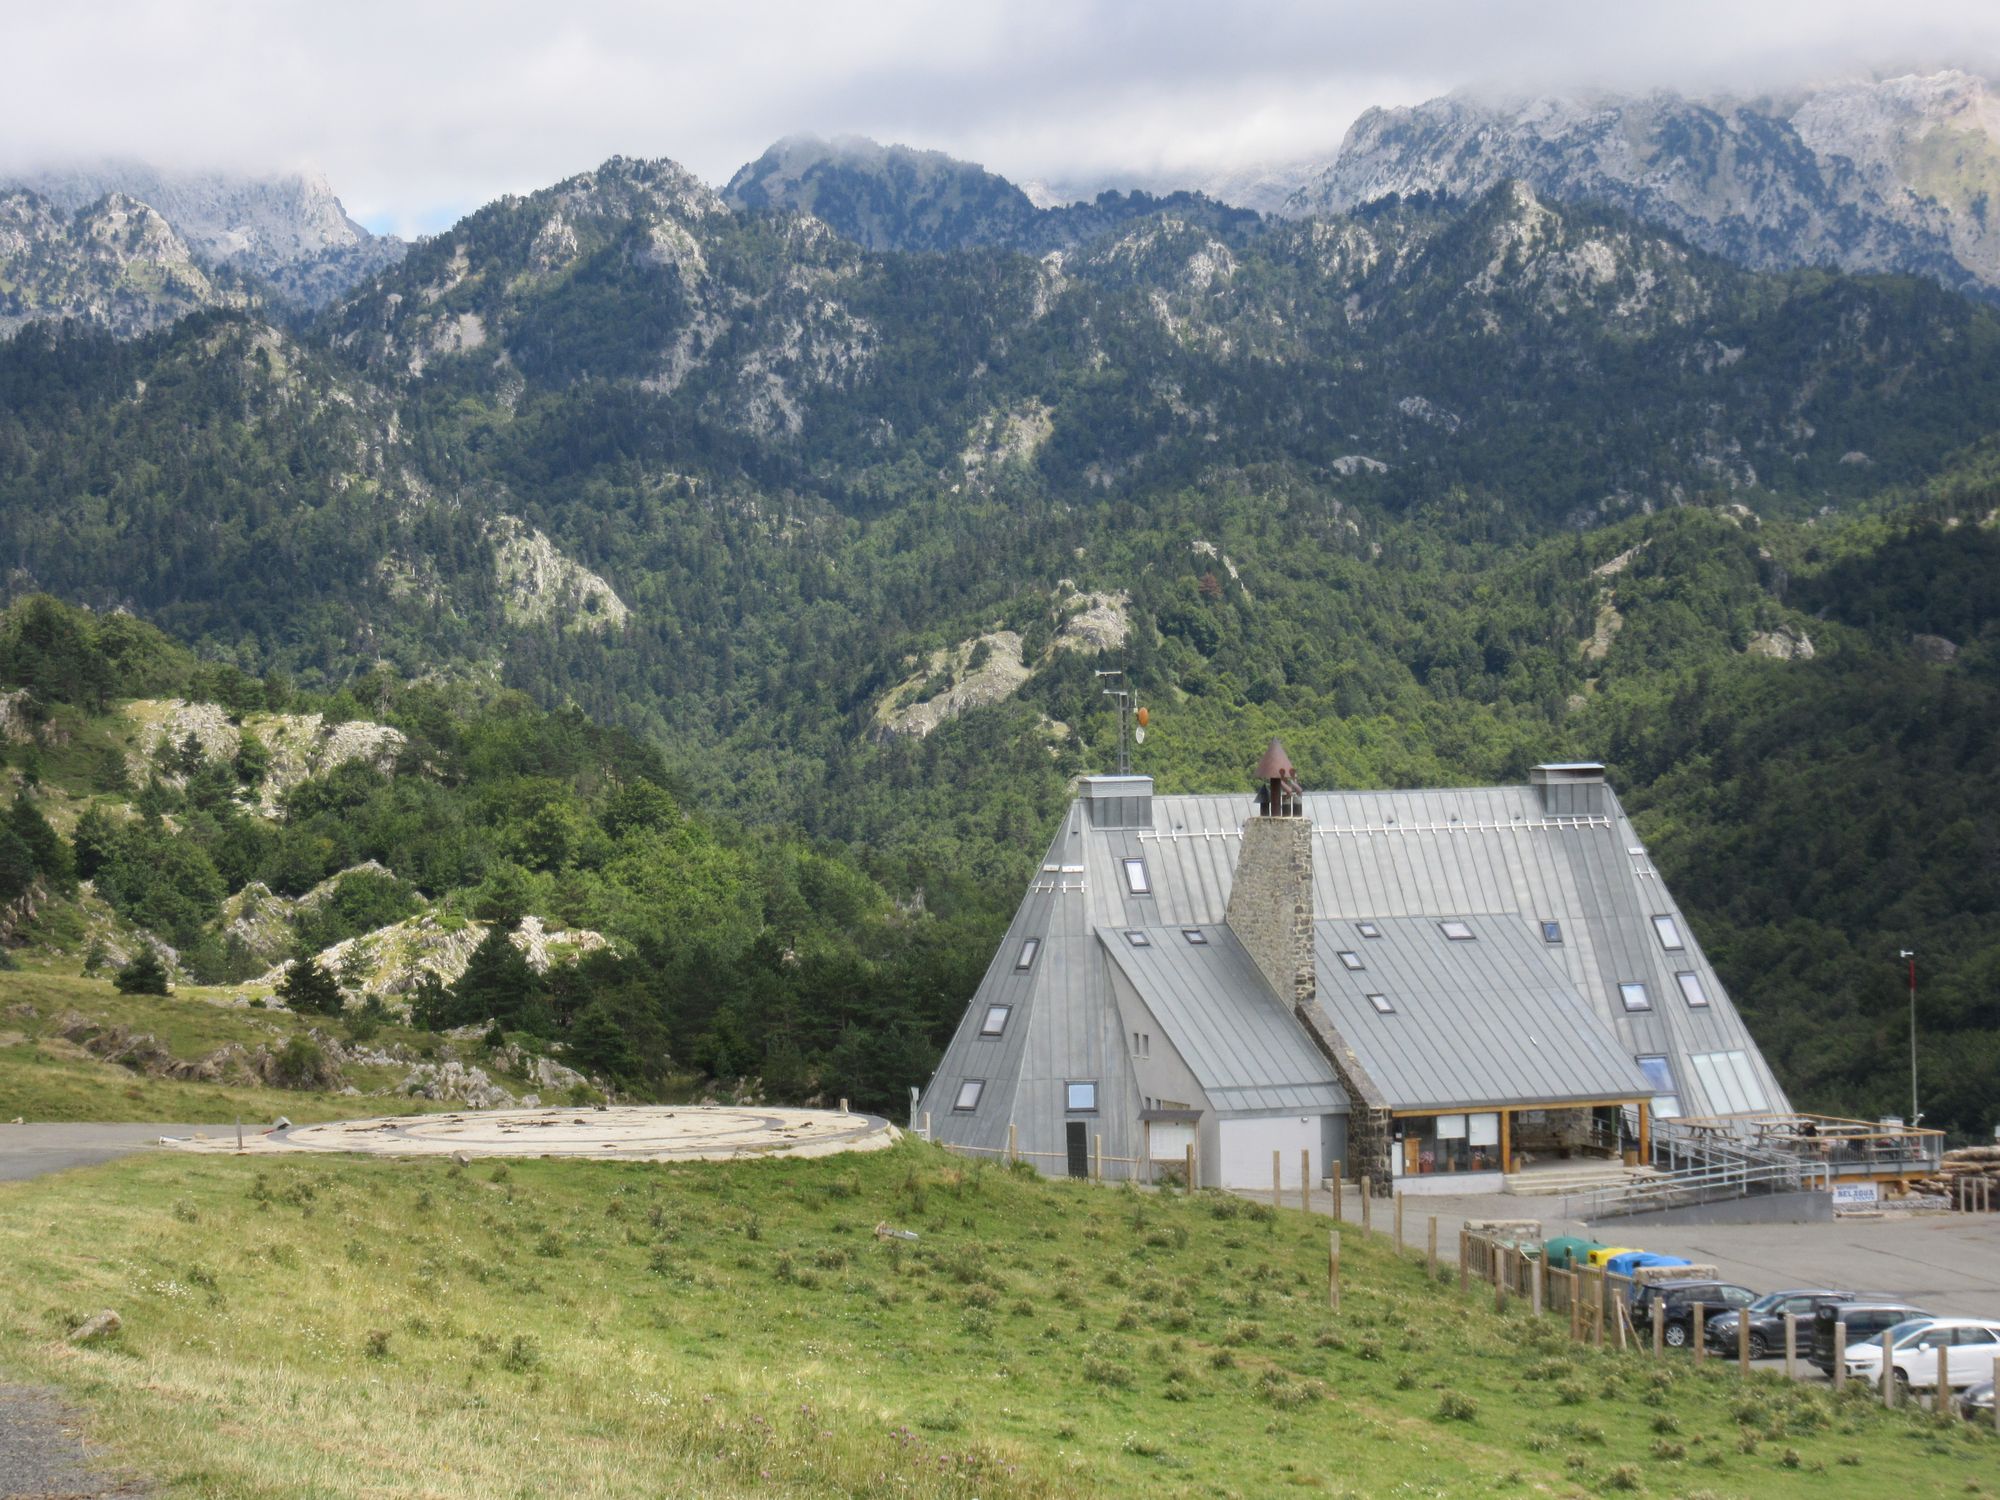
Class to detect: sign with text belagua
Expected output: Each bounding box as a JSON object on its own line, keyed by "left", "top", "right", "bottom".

{"left": 1832, "top": 1182, "right": 1880, "bottom": 1207}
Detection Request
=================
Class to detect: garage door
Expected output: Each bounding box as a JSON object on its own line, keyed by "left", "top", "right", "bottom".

{"left": 1218, "top": 1116, "right": 1322, "bottom": 1189}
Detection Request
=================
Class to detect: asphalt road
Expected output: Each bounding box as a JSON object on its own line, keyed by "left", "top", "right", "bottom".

{"left": 0, "top": 1123, "right": 233, "bottom": 1183}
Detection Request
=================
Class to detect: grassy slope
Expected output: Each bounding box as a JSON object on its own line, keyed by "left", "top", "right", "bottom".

{"left": 0, "top": 1143, "right": 1992, "bottom": 1499}
{"left": 0, "top": 967, "right": 458, "bottom": 1124}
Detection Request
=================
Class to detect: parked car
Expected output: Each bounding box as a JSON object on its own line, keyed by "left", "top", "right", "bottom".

{"left": 1958, "top": 1380, "right": 1995, "bottom": 1421}
{"left": 1810, "top": 1301, "right": 1935, "bottom": 1375}
{"left": 1629, "top": 1279, "right": 1758, "bottom": 1349}
{"left": 1705, "top": 1289, "right": 1854, "bottom": 1359}
{"left": 1843, "top": 1319, "right": 2000, "bottom": 1391}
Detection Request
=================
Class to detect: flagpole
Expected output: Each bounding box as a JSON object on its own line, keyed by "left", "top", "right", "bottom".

{"left": 1899, "top": 950, "right": 1917, "bottom": 1127}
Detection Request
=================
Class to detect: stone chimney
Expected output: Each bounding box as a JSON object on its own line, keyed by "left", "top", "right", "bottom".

{"left": 1225, "top": 739, "right": 1314, "bottom": 1007}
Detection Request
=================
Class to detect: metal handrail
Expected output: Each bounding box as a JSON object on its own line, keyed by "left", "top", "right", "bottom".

{"left": 1570, "top": 1153, "right": 1825, "bottom": 1222}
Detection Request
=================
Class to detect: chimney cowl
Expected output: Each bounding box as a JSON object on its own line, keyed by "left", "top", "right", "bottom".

{"left": 1254, "top": 739, "right": 1295, "bottom": 780}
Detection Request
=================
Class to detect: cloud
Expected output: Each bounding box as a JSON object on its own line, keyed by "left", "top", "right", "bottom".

{"left": 1, "top": 0, "right": 1995, "bottom": 235}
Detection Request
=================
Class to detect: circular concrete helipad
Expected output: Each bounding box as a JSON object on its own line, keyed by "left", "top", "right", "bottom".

{"left": 167, "top": 1106, "right": 898, "bottom": 1163}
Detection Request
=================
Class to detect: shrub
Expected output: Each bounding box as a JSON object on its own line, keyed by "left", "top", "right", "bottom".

{"left": 1437, "top": 1392, "right": 1479, "bottom": 1423}
{"left": 500, "top": 1334, "right": 540, "bottom": 1373}
{"left": 272, "top": 1035, "right": 331, "bottom": 1089}
{"left": 113, "top": 944, "right": 170, "bottom": 995}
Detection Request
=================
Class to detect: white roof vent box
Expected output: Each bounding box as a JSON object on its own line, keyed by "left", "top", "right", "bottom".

{"left": 1530, "top": 762, "right": 1606, "bottom": 817}
{"left": 1081, "top": 774, "right": 1154, "bottom": 829}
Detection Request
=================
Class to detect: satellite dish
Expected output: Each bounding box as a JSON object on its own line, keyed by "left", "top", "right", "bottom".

{"left": 1134, "top": 726, "right": 1147, "bottom": 744}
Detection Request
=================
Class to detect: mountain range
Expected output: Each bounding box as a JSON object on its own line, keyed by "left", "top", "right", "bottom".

{"left": 0, "top": 78, "right": 1995, "bottom": 1134}
{"left": 1289, "top": 70, "right": 2000, "bottom": 298}
{"left": 0, "top": 161, "right": 404, "bottom": 324}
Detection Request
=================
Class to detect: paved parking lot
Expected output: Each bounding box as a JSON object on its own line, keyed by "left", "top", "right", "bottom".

{"left": 1304, "top": 1187, "right": 2000, "bottom": 1320}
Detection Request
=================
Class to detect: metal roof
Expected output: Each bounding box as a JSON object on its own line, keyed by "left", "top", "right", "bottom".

{"left": 1311, "top": 916, "right": 1653, "bottom": 1110}
{"left": 1101, "top": 924, "right": 1347, "bottom": 1115}
{"left": 1128, "top": 784, "right": 1790, "bottom": 1119}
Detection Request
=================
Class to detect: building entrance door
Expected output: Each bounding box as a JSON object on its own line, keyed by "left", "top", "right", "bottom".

{"left": 1066, "top": 1121, "right": 1088, "bottom": 1178}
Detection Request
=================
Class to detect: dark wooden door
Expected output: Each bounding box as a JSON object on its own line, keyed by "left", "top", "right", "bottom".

{"left": 1066, "top": 1121, "right": 1088, "bottom": 1178}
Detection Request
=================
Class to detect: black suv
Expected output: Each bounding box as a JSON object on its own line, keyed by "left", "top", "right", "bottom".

{"left": 1705, "top": 1289, "right": 1853, "bottom": 1359}
{"left": 1629, "top": 1279, "right": 1758, "bottom": 1349}
{"left": 1810, "top": 1301, "right": 1934, "bottom": 1375}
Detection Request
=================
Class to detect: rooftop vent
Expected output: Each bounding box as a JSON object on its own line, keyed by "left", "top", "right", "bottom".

{"left": 1530, "top": 762, "right": 1606, "bottom": 817}
{"left": 1081, "top": 774, "right": 1153, "bottom": 829}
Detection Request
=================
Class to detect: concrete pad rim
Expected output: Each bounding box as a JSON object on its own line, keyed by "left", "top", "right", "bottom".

{"left": 161, "top": 1104, "right": 900, "bottom": 1164}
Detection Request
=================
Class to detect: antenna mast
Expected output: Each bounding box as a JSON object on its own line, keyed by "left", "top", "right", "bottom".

{"left": 1096, "top": 669, "right": 1130, "bottom": 775}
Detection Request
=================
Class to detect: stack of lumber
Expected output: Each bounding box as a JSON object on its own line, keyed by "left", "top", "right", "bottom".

{"left": 1912, "top": 1146, "right": 2000, "bottom": 1207}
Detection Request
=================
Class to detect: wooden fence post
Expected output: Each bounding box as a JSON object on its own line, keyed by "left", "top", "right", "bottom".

{"left": 1569, "top": 1272, "right": 1581, "bottom": 1343}
{"left": 1332, "top": 1159, "right": 1343, "bottom": 1221}
{"left": 1007, "top": 1122, "right": 1018, "bottom": 1164}
{"left": 1615, "top": 1292, "right": 1629, "bottom": 1351}
{"left": 1738, "top": 1306, "right": 1750, "bottom": 1373}
{"left": 1185, "top": 1142, "right": 1196, "bottom": 1192}
{"left": 1094, "top": 1133, "right": 1103, "bottom": 1182}
{"left": 1783, "top": 1312, "right": 1796, "bottom": 1380}
{"left": 1834, "top": 1322, "right": 1847, "bottom": 1391}
{"left": 1693, "top": 1302, "right": 1705, "bottom": 1363}
{"left": 1427, "top": 1216, "right": 1438, "bottom": 1277}
{"left": 1394, "top": 1193, "right": 1404, "bottom": 1253}
{"left": 1458, "top": 1230, "right": 1470, "bottom": 1293}
{"left": 1654, "top": 1299, "right": 1665, "bottom": 1357}
{"left": 1532, "top": 1254, "right": 1544, "bottom": 1317}
{"left": 1883, "top": 1352, "right": 1898, "bottom": 1408}
{"left": 1143, "top": 1120, "right": 1152, "bottom": 1184}
{"left": 1273, "top": 1150, "right": 1282, "bottom": 1208}
{"left": 1360, "top": 1177, "right": 1372, "bottom": 1232}
{"left": 1937, "top": 1345, "right": 1950, "bottom": 1416}
{"left": 1494, "top": 1249, "right": 1507, "bottom": 1313}
{"left": 1300, "top": 1150, "right": 1310, "bottom": 1214}
{"left": 1328, "top": 1229, "right": 1341, "bottom": 1313}
{"left": 922, "top": 1111, "right": 931, "bottom": 1141}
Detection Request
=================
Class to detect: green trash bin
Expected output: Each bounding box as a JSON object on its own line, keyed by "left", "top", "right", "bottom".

{"left": 1543, "top": 1236, "right": 1606, "bottom": 1271}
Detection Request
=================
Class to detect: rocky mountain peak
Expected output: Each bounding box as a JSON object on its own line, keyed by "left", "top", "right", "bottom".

{"left": 1286, "top": 70, "right": 2000, "bottom": 297}
{"left": 0, "top": 158, "right": 406, "bottom": 310}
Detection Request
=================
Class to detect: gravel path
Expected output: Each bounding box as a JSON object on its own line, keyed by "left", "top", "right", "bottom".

{"left": 0, "top": 1384, "right": 147, "bottom": 1498}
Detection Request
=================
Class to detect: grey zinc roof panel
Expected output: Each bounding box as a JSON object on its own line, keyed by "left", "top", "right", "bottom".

{"left": 1101, "top": 924, "right": 1346, "bottom": 1115}
{"left": 1310, "top": 917, "right": 1653, "bottom": 1110}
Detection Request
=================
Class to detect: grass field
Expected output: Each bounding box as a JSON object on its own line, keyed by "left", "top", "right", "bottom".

{"left": 0, "top": 967, "right": 463, "bottom": 1124}
{"left": 1, "top": 1141, "right": 1994, "bottom": 1499}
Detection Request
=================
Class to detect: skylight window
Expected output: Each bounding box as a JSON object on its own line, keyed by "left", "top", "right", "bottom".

{"left": 1636, "top": 1055, "right": 1680, "bottom": 1116}
{"left": 980, "top": 1005, "right": 1011, "bottom": 1037}
{"left": 1356, "top": 921, "right": 1382, "bottom": 939}
{"left": 1652, "top": 914, "right": 1685, "bottom": 951}
{"left": 1367, "top": 993, "right": 1395, "bottom": 1014}
{"left": 953, "top": 1079, "right": 985, "bottom": 1112}
{"left": 1181, "top": 928, "right": 1208, "bottom": 945}
{"left": 1541, "top": 920, "right": 1563, "bottom": 944}
{"left": 1014, "top": 939, "right": 1040, "bottom": 971}
{"left": 1439, "top": 920, "right": 1476, "bottom": 942}
{"left": 1122, "top": 857, "right": 1151, "bottom": 896}
{"left": 1619, "top": 981, "right": 1652, "bottom": 1012}
{"left": 1337, "top": 950, "right": 1365, "bottom": 971}
{"left": 1675, "top": 971, "right": 1710, "bottom": 1008}
{"left": 1066, "top": 1081, "right": 1098, "bottom": 1112}
{"left": 1125, "top": 930, "right": 1151, "bottom": 947}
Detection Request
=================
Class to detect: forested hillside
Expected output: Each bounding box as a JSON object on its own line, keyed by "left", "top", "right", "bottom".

{"left": 0, "top": 157, "right": 1994, "bottom": 1134}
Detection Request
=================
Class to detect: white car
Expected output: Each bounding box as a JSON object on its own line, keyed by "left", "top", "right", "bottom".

{"left": 1843, "top": 1318, "right": 2000, "bottom": 1390}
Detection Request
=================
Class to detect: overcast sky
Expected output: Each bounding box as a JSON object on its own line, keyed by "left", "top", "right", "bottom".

{"left": 3, "top": 0, "right": 1996, "bottom": 237}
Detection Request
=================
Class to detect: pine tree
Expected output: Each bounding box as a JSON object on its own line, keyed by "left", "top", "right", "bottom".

{"left": 113, "top": 944, "right": 171, "bottom": 996}
{"left": 277, "top": 952, "right": 345, "bottom": 1016}
{"left": 451, "top": 921, "right": 542, "bottom": 1030}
